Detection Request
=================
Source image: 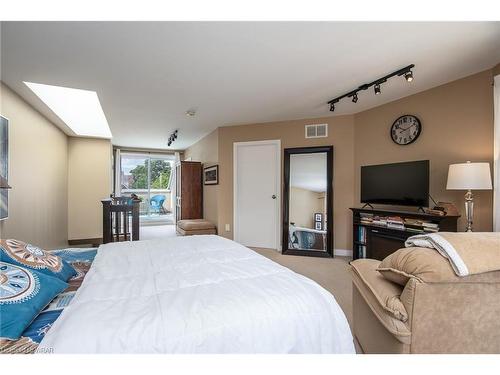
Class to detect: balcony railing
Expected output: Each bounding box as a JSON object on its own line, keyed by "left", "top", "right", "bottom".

{"left": 120, "top": 189, "right": 173, "bottom": 220}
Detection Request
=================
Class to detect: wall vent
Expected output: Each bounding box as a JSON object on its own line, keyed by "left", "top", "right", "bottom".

{"left": 305, "top": 124, "right": 328, "bottom": 139}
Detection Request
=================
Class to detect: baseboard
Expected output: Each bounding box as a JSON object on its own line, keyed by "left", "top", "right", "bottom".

{"left": 334, "top": 248, "right": 353, "bottom": 257}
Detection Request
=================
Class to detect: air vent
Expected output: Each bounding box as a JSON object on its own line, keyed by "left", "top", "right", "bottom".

{"left": 305, "top": 124, "right": 328, "bottom": 139}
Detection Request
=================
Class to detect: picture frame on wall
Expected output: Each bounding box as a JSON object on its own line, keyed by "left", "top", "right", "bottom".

{"left": 314, "top": 213, "right": 322, "bottom": 222}
{"left": 314, "top": 221, "right": 322, "bottom": 231}
{"left": 204, "top": 165, "right": 219, "bottom": 185}
{"left": 0, "top": 115, "right": 9, "bottom": 220}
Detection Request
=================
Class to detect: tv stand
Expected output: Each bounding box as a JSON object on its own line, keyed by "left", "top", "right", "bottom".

{"left": 350, "top": 207, "right": 460, "bottom": 261}
{"left": 361, "top": 203, "right": 374, "bottom": 209}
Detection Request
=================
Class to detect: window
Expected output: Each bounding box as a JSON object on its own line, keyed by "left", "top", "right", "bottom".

{"left": 119, "top": 152, "right": 175, "bottom": 223}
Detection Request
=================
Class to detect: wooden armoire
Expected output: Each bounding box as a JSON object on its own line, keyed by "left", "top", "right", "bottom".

{"left": 175, "top": 161, "right": 203, "bottom": 220}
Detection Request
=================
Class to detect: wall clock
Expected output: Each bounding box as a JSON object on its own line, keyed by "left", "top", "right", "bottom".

{"left": 390, "top": 115, "right": 422, "bottom": 145}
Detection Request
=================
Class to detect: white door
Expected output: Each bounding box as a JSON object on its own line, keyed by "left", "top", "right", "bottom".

{"left": 234, "top": 140, "right": 280, "bottom": 250}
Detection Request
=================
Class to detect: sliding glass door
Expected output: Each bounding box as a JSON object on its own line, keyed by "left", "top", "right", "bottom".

{"left": 120, "top": 152, "right": 174, "bottom": 224}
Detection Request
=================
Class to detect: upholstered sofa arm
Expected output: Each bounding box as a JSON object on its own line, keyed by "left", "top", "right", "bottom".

{"left": 410, "top": 279, "right": 500, "bottom": 353}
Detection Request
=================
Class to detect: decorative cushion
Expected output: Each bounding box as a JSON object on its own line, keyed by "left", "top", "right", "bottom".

{"left": 0, "top": 261, "right": 68, "bottom": 340}
{"left": 0, "top": 239, "right": 76, "bottom": 282}
{"left": 177, "top": 219, "right": 216, "bottom": 231}
{"left": 377, "top": 246, "right": 457, "bottom": 286}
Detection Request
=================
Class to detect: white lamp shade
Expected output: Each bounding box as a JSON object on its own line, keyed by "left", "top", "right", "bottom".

{"left": 446, "top": 162, "right": 492, "bottom": 190}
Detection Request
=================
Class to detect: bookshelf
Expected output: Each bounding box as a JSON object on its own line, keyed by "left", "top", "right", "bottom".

{"left": 350, "top": 207, "right": 460, "bottom": 261}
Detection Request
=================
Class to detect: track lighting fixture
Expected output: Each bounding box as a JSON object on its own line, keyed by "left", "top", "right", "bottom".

{"left": 327, "top": 64, "right": 415, "bottom": 111}
{"left": 167, "top": 129, "right": 178, "bottom": 147}
{"left": 404, "top": 70, "right": 413, "bottom": 82}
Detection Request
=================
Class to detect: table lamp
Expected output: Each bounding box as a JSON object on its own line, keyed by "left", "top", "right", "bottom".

{"left": 446, "top": 161, "right": 492, "bottom": 232}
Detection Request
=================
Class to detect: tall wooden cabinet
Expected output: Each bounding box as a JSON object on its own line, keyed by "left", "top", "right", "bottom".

{"left": 175, "top": 161, "right": 203, "bottom": 220}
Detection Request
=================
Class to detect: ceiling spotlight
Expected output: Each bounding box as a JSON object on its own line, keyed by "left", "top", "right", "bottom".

{"left": 329, "top": 103, "right": 335, "bottom": 112}
{"left": 186, "top": 109, "right": 196, "bottom": 117}
{"left": 404, "top": 70, "right": 414, "bottom": 82}
{"left": 374, "top": 84, "right": 381, "bottom": 95}
{"left": 351, "top": 93, "right": 358, "bottom": 103}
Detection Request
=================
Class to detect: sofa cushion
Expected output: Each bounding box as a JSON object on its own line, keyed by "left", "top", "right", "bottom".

{"left": 351, "top": 259, "right": 409, "bottom": 323}
{"left": 378, "top": 246, "right": 457, "bottom": 286}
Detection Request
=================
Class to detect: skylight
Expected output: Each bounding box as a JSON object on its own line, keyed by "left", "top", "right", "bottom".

{"left": 24, "top": 82, "right": 112, "bottom": 139}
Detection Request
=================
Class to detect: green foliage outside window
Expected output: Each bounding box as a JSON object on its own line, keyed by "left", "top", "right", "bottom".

{"left": 129, "top": 159, "right": 171, "bottom": 189}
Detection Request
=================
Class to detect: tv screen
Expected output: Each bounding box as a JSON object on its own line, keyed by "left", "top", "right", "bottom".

{"left": 361, "top": 160, "right": 429, "bottom": 207}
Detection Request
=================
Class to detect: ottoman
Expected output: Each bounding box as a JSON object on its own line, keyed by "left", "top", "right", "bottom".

{"left": 176, "top": 219, "right": 217, "bottom": 236}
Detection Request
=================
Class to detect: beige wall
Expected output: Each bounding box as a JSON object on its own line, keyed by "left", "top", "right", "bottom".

{"left": 187, "top": 67, "right": 496, "bottom": 252}
{"left": 289, "top": 187, "right": 324, "bottom": 228}
{"left": 218, "top": 115, "right": 355, "bottom": 251}
{"left": 183, "top": 129, "right": 219, "bottom": 227}
{"left": 354, "top": 70, "right": 494, "bottom": 232}
{"left": 0, "top": 83, "right": 68, "bottom": 249}
{"left": 68, "top": 137, "right": 112, "bottom": 240}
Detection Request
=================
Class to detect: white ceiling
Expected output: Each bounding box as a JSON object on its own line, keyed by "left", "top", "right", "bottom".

{"left": 290, "top": 153, "right": 327, "bottom": 192}
{"left": 1, "top": 22, "right": 499, "bottom": 150}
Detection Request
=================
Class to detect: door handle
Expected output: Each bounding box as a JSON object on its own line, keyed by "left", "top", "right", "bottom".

{"left": 271, "top": 195, "right": 276, "bottom": 199}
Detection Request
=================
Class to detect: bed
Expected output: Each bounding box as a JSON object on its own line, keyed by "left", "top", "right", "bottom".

{"left": 39, "top": 235, "right": 354, "bottom": 353}
{"left": 289, "top": 225, "right": 327, "bottom": 251}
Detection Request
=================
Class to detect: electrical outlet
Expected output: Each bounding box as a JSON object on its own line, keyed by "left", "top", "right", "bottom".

{"left": 225, "top": 224, "right": 230, "bottom": 232}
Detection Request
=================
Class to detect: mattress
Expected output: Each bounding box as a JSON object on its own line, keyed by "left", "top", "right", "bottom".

{"left": 39, "top": 235, "right": 354, "bottom": 353}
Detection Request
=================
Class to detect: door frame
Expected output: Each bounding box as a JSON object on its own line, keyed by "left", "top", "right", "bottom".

{"left": 233, "top": 139, "right": 281, "bottom": 251}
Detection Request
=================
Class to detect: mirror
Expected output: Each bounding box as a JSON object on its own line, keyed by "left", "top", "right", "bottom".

{"left": 283, "top": 146, "right": 333, "bottom": 257}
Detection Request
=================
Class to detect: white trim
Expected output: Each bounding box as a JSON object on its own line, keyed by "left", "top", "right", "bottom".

{"left": 494, "top": 75, "right": 500, "bottom": 232}
{"left": 334, "top": 249, "right": 353, "bottom": 257}
{"left": 233, "top": 140, "right": 281, "bottom": 251}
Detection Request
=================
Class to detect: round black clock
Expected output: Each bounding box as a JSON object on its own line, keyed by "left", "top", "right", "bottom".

{"left": 390, "top": 115, "right": 422, "bottom": 145}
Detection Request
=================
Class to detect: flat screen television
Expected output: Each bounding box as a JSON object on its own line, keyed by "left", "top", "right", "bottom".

{"left": 361, "top": 160, "right": 429, "bottom": 207}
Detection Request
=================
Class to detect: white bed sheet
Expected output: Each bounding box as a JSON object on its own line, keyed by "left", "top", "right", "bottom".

{"left": 39, "top": 235, "right": 354, "bottom": 353}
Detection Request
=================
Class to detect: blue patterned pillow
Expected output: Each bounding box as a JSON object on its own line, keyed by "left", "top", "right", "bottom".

{"left": 0, "top": 239, "right": 77, "bottom": 282}
{"left": 0, "top": 261, "right": 68, "bottom": 340}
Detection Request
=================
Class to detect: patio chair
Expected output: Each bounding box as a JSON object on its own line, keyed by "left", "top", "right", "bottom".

{"left": 150, "top": 194, "right": 166, "bottom": 214}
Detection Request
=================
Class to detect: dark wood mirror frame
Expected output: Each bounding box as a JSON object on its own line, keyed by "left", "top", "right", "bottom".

{"left": 282, "top": 146, "right": 334, "bottom": 258}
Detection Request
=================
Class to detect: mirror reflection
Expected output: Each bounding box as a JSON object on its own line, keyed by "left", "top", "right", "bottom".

{"left": 288, "top": 152, "right": 328, "bottom": 252}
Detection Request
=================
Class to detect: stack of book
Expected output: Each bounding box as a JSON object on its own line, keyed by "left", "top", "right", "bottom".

{"left": 371, "top": 216, "right": 388, "bottom": 227}
{"left": 422, "top": 222, "right": 439, "bottom": 232}
{"left": 359, "top": 213, "right": 374, "bottom": 225}
{"left": 404, "top": 218, "right": 426, "bottom": 233}
{"left": 357, "top": 226, "right": 367, "bottom": 243}
{"left": 386, "top": 216, "right": 405, "bottom": 230}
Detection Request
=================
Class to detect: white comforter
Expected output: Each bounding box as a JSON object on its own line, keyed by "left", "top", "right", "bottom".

{"left": 40, "top": 235, "right": 354, "bottom": 353}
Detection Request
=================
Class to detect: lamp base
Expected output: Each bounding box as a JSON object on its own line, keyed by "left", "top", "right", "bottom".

{"left": 464, "top": 190, "right": 474, "bottom": 232}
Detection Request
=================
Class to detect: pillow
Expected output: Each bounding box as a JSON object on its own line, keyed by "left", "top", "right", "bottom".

{"left": 0, "top": 261, "right": 68, "bottom": 340}
{"left": 377, "top": 246, "right": 458, "bottom": 286}
{"left": 0, "top": 239, "right": 76, "bottom": 282}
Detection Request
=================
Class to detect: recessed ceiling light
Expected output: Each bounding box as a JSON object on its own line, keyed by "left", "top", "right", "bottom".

{"left": 24, "top": 82, "right": 112, "bottom": 139}
{"left": 185, "top": 109, "right": 196, "bottom": 117}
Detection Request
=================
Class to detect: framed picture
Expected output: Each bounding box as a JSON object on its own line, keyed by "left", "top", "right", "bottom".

{"left": 204, "top": 165, "right": 219, "bottom": 185}
{"left": 314, "top": 222, "right": 322, "bottom": 231}
{"left": 314, "top": 213, "right": 322, "bottom": 222}
{"left": 0, "top": 115, "right": 8, "bottom": 220}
